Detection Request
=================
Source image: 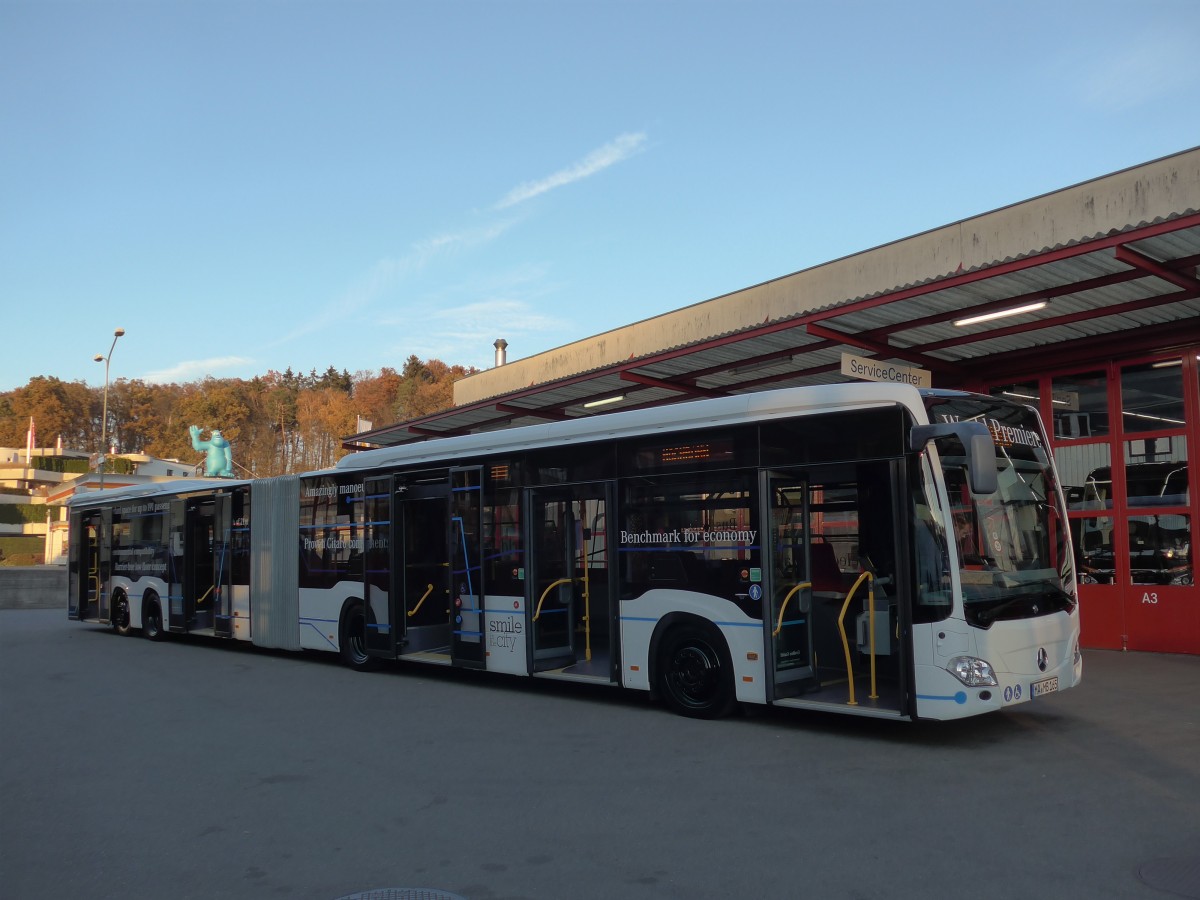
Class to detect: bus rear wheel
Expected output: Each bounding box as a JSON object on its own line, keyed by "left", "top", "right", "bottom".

{"left": 657, "top": 623, "right": 737, "bottom": 719}
{"left": 112, "top": 592, "right": 133, "bottom": 636}
{"left": 142, "top": 596, "right": 165, "bottom": 642}
{"left": 339, "top": 603, "right": 379, "bottom": 672}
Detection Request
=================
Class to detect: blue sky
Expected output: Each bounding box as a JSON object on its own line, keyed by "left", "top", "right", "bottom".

{"left": 3, "top": 0, "right": 1199, "bottom": 391}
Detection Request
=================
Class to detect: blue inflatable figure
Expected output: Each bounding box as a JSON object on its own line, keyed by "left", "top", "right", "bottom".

{"left": 189, "top": 425, "right": 234, "bottom": 478}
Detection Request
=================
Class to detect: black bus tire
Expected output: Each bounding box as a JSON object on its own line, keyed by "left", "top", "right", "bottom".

{"left": 142, "top": 595, "right": 165, "bottom": 642}
{"left": 339, "top": 603, "right": 379, "bottom": 672}
{"left": 657, "top": 622, "right": 738, "bottom": 719}
{"left": 112, "top": 591, "right": 133, "bottom": 636}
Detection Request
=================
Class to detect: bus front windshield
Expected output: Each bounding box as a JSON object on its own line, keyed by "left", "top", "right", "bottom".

{"left": 925, "top": 395, "right": 1076, "bottom": 628}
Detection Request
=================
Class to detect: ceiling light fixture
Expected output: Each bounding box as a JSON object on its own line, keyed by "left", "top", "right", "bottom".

{"left": 583, "top": 394, "right": 625, "bottom": 409}
{"left": 1124, "top": 411, "right": 1187, "bottom": 426}
{"left": 1002, "top": 389, "right": 1070, "bottom": 406}
{"left": 954, "top": 301, "right": 1048, "bottom": 327}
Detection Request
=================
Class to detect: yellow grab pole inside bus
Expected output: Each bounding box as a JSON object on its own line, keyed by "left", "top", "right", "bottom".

{"left": 579, "top": 539, "right": 592, "bottom": 662}
{"left": 837, "top": 571, "right": 877, "bottom": 706}
{"left": 772, "top": 582, "right": 812, "bottom": 637}
{"left": 534, "top": 578, "right": 573, "bottom": 621}
{"left": 408, "top": 583, "right": 434, "bottom": 617}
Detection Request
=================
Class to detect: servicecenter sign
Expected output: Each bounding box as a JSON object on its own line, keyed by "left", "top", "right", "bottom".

{"left": 840, "top": 352, "right": 931, "bottom": 388}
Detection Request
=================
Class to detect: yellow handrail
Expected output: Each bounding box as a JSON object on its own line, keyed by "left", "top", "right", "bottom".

{"left": 407, "top": 583, "right": 434, "bottom": 618}
{"left": 88, "top": 560, "right": 100, "bottom": 614}
{"left": 534, "top": 577, "right": 573, "bottom": 621}
{"left": 772, "top": 581, "right": 812, "bottom": 637}
{"left": 836, "top": 571, "right": 877, "bottom": 706}
{"left": 579, "top": 534, "right": 592, "bottom": 662}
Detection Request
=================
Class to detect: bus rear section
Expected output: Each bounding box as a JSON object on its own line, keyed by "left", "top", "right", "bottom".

{"left": 68, "top": 481, "right": 254, "bottom": 643}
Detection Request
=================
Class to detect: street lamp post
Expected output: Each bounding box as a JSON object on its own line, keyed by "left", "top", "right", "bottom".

{"left": 94, "top": 328, "right": 125, "bottom": 489}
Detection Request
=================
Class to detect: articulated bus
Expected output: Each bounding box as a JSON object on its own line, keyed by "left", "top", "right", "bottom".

{"left": 68, "top": 384, "right": 1082, "bottom": 721}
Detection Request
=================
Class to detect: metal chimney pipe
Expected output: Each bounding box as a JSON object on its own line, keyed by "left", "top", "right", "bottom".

{"left": 494, "top": 338, "right": 508, "bottom": 367}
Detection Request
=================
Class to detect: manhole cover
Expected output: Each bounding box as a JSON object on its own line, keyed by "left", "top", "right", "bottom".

{"left": 1138, "top": 857, "right": 1200, "bottom": 899}
{"left": 335, "top": 891, "right": 467, "bottom": 900}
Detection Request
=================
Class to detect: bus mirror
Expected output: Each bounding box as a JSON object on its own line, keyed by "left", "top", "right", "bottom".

{"left": 909, "top": 422, "right": 999, "bottom": 495}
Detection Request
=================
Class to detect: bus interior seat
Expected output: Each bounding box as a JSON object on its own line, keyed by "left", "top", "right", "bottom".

{"left": 811, "top": 542, "right": 853, "bottom": 593}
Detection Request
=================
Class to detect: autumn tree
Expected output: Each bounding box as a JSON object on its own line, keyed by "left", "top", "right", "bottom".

{"left": 394, "top": 356, "right": 476, "bottom": 421}
{"left": 351, "top": 367, "right": 402, "bottom": 431}
{"left": 0, "top": 356, "right": 475, "bottom": 477}
{"left": 105, "top": 379, "right": 186, "bottom": 457}
{"left": 172, "top": 379, "right": 253, "bottom": 475}
{"left": 295, "top": 387, "right": 355, "bottom": 471}
{"left": 0, "top": 377, "right": 95, "bottom": 450}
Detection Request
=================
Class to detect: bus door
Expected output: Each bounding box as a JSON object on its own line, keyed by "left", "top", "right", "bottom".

{"left": 527, "top": 482, "right": 617, "bottom": 678}
{"left": 188, "top": 498, "right": 217, "bottom": 631}
{"left": 362, "top": 474, "right": 399, "bottom": 658}
{"left": 396, "top": 481, "right": 453, "bottom": 658}
{"left": 212, "top": 493, "right": 234, "bottom": 638}
{"left": 168, "top": 497, "right": 216, "bottom": 633}
{"left": 168, "top": 499, "right": 185, "bottom": 631}
{"left": 762, "top": 472, "right": 816, "bottom": 697}
{"left": 94, "top": 507, "right": 112, "bottom": 623}
{"left": 71, "top": 509, "right": 109, "bottom": 621}
{"left": 449, "top": 467, "right": 485, "bottom": 669}
{"left": 67, "top": 510, "right": 85, "bottom": 619}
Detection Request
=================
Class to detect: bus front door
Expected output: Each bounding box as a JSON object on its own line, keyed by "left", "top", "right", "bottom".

{"left": 763, "top": 472, "right": 816, "bottom": 698}
{"left": 527, "top": 483, "right": 616, "bottom": 679}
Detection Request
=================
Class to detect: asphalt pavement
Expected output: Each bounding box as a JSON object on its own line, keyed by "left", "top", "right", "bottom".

{"left": 2, "top": 608, "right": 1199, "bottom": 900}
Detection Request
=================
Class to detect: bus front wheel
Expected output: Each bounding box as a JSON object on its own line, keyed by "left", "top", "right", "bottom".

{"left": 657, "top": 622, "right": 738, "bottom": 719}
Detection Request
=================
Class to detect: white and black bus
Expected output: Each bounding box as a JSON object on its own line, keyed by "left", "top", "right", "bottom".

{"left": 68, "top": 383, "right": 1082, "bottom": 720}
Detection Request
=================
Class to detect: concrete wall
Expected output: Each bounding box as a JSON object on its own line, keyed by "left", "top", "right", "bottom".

{"left": 0, "top": 566, "right": 66, "bottom": 610}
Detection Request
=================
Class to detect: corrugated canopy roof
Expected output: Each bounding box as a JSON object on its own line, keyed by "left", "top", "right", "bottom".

{"left": 350, "top": 175, "right": 1200, "bottom": 450}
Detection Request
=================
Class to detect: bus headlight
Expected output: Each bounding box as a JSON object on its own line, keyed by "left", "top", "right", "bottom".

{"left": 947, "top": 656, "right": 998, "bottom": 686}
{"left": 1073, "top": 640, "right": 1082, "bottom": 666}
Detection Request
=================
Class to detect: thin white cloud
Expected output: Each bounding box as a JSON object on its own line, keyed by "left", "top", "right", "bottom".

{"left": 408, "top": 220, "right": 518, "bottom": 267}
{"left": 1071, "top": 26, "right": 1200, "bottom": 112}
{"left": 271, "top": 219, "right": 518, "bottom": 348}
{"left": 381, "top": 279, "right": 572, "bottom": 369}
{"left": 495, "top": 132, "right": 647, "bottom": 210}
{"left": 142, "top": 356, "right": 254, "bottom": 384}
{"left": 409, "top": 317, "right": 568, "bottom": 369}
{"left": 430, "top": 298, "right": 566, "bottom": 334}
{"left": 271, "top": 131, "right": 647, "bottom": 356}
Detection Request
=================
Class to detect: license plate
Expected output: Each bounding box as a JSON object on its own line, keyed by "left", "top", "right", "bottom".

{"left": 1032, "top": 676, "right": 1059, "bottom": 698}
